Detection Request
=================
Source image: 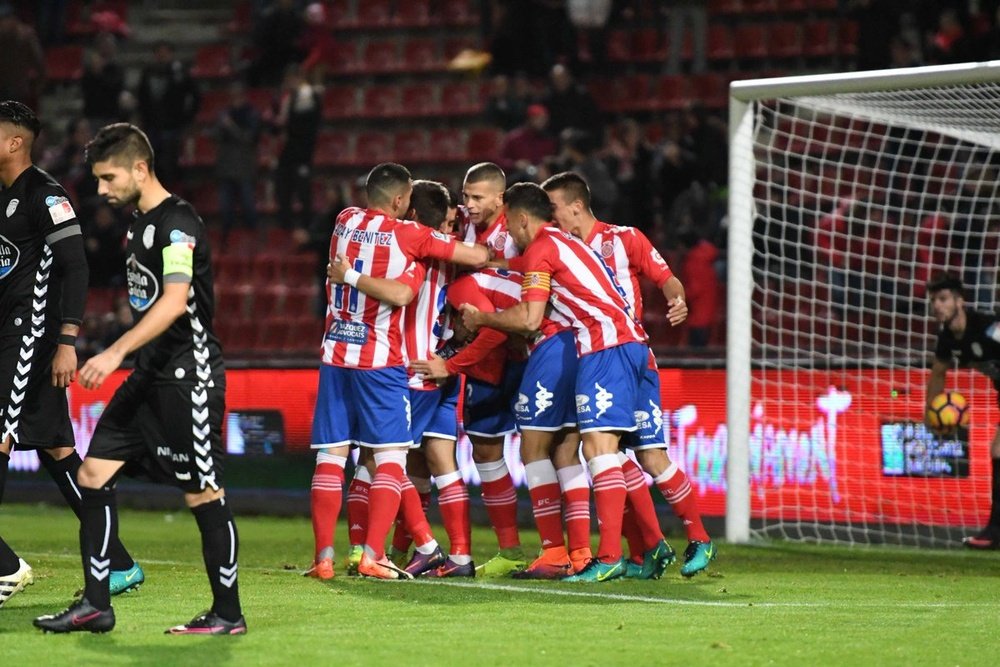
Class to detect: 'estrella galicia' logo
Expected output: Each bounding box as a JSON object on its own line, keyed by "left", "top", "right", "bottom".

{"left": 0, "top": 234, "right": 20, "bottom": 280}
{"left": 126, "top": 253, "right": 159, "bottom": 311}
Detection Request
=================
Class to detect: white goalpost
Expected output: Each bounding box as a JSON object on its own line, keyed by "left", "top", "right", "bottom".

{"left": 727, "top": 61, "right": 1000, "bottom": 547}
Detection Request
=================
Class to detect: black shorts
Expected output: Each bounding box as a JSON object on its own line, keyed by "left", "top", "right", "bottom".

{"left": 88, "top": 371, "right": 227, "bottom": 494}
{"left": 0, "top": 333, "right": 74, "bottom": 450}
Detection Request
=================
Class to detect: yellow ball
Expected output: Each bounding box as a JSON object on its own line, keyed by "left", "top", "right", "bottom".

{"left": 926, "top": 391, "right": 970, "bottom": 434}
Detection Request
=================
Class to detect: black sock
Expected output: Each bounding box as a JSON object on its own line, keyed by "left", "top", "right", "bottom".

{"left": 0, "top": 452, "right": 20, "bottom": 575}
{"left": 80, "top": 487, "right": 117, "bottom": 610}
{"left": 989, "top": 458, "right": 1000, "bottom": 530}
{"left": 38, "top": 451, "right": 135, "bottom": 571}
{"left": 192, "top": 498, "right": 242, "bottom": 622}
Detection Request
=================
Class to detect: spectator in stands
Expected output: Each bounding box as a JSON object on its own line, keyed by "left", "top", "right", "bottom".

{"left": 136, "top": 41, "right": 200, "bottom": 186}
{"left": 273, "top": 64, "right": 322, "bottom": 230}
{"left": 250, "top": 0, "right": 303, "bottom": 86}
{"left": 654, "top": 113, "right": 697, "bottom": 227}
{"left": 40, "top": 117, "right": 97, "bottom": 208}
{"left": 484, "top": 74, "right": 529, "bottom": 131}
{"left": 665, "top": 0, "right": 707, "bottom": 75}
{"left": 566, "top": 0, "right": 613, "bottom": 67}
{"left": 540, "top": 64, "right": 600, "bottom": 137}
{"left": 497, "top": 103, "right": 557, "bottom": 182}
{"left": 82, "top": 32, "right": 126, "bottom": 127}
{"left": 0, "top": 3, "right": 45, "bottom": 107}
{"left": 548, "top": 128, "right": 618, "bottom": 220}
{"left": 82, "top": 203, "right": 127, "bottom": 288}
{"left": 214, "top": 81, "right": 262, "bottom": 239}
{"left": 298, "top": 2, "right": 335, "bottom": 81}
{"left": 888, "top": 34, "right": 922, "bottom": 68}
{"left": 927, "top": 7, "right": 974, "bottom": 64}
{"left": 36, "top": 0, "right": 68, "bottom": 46}
{"left": 607, "top": 118, "right": 655, "bottom": 232}
{"left": 683, "top": 102, "right": 727, "bottom": 190}
{"left": 297, "top": 180, "right": 348, "bottom": 317}
{"left": 678, "top": 229, "right": 719, "bottom": 348}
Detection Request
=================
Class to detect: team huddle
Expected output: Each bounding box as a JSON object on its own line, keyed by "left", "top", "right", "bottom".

{"left": 304, "top": 160, "right": 716, "bottom": 583}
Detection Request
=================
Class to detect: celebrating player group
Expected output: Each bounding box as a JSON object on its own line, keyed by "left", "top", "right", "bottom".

{"left": 304, "top": 160, "right": 717, "bottom": 583}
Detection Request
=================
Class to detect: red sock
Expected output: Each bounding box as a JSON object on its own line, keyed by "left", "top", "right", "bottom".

{"left": 346, "top": 469, "right": 371, "bottom": 547}
{"left": 557, "top": 464, "right": 591, "bottom": 554}
{"left": 589, "top": 455, "right": 626, "bottom": 562}
{"left": 398, "top": 477, "right": 435, "bottom": 549}
{"left": 621, "top": 455, "right": 663, "bottom": 550}
{"left": 310, "top": 455, "right": 346, "bottom": 558}
{"left": 525, "top": 460, "right": 565, "bottom": 549}
{"left": 364, "top": 452, "right": 407, "bottom": 559}
{"left": 391, "top": 482, "right": 432, "bottom": 553}
{"left": 621, "top": 502, "right": 645, "bottom": 563}
{"left": 436, "top": 472, "right": 471, "bottom": 556}
{"left": 476, "top": 460, "right": 521, "bottom": 550}
{"left": 655, "top": 464, "right": 710, "bottom": 543}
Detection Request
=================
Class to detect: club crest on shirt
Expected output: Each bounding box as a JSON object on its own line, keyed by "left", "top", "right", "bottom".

{"left": 972, "top": 342, "right": 983, "bottom": 358}
{"left": 493, "top": 232, "right": 508, "bottom": 251}
{"left": 5, "top": 198, "right": 18, "bottom": 218}
{"left": 143, "top": 224, "right": 156, "bottom": 249}
{"left": 0, "top": 234, "right": 20, "bottom": 279}
{"left": 601, "top": 240, "right": 614, "bottom": 258}
{"left": 126, "top": 253, "right": 159, "bottom": 311}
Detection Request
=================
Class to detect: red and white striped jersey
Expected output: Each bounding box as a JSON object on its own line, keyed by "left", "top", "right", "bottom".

{"left": 461, "top": 211, "right": 519, "bottom": 259}
{"left": 520, "top": 226, "right": 646, "bottom": 356}
{"left": 322, "top": 206, "right": 457, "bottom": 369}
{"left": 404, "top": 259, "right": 454, "bottom": 390}
{"left": 584, "top": 220, "right": 673, "bottom": 322}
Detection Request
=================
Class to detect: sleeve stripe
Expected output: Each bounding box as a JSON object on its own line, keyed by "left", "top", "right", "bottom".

{"left": 44, "top": 224, "right": 82, "bottom": 245}
{"left": 164, "top": 273, "right": 193, "bottom": 284}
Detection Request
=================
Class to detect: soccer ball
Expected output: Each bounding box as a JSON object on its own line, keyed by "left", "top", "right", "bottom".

{"left": 926, "top": 391, "right": 970, "bottom": 434}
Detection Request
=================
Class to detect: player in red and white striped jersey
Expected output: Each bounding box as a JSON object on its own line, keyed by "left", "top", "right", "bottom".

{"left": 461, "top": 162, "right": 519, "bottom": 259}
{"left": 543, "top": 171, "right": 716, "bottom": 578}
{"left": 306, "top": 164, "right": 488, "bottom": 581}
{"left": 463, "top": 183, "right": 650, "bottom": 582}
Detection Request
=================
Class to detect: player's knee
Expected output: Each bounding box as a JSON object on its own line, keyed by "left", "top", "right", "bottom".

{"left": 635, "top": 448, "right": 669, "bottom": 475}
{"left": 471, "top": 442, "right": 503, "bottom": 464}
{"left": 185, "top": 487, "right": 225, "bottom": 508}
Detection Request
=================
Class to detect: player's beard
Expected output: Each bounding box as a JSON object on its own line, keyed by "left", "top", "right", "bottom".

{"left": 106, "top": 181, "right": 141, "bottom": 208}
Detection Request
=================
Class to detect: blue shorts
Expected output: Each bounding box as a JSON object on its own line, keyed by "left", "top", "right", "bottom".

{"left": 622, "top": 365, "right": 668, "bottom": 450}
{"left": 410, "top": 377, "right": 459, "bottom": 444}
{"left": 576, "top": 342, "right": 647, "bottom": 434}
{"left": 464, "top": 360, "right": 526, "bottom": 438}
{"left": 311, "top": 365, "right": 414, "bottom": 449}
{"left": 516, "top": 331, "right": 578, "bottom": 432}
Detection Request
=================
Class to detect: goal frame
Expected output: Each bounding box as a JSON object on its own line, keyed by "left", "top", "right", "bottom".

{"left": 725, "top": 61, "right": 1000, "bottom": 543}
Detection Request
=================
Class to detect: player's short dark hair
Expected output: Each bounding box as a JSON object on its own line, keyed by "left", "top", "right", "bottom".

{"left": 504, "top": 182, "right": 554, "bottom": 221}
{"left": 541, "top": 171, "right": 591, "bottom": 208}
{"left": 464, "top": 162, "right": 506, "bottom": 189}
{"left": 0, "top": 100, "right": 41, "bottom": 137}
{"left": 366, "top": 162, "right": 411, "bottom": 206}
{"left": 409, "top": 180, "right": 450, "bottom": 230}
{"left": 85, "top": 123, "right": 156, "bottom": 173}
{"left": 927, "top": 273, "right": 964, "bottom": 298}
{"left": 446, "top": 187, "right": 460, "bottom": 208}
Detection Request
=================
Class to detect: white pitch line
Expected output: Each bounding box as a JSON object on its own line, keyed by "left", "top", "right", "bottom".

{"left": 21, "top": 552, "right": 995, "bottom": 609}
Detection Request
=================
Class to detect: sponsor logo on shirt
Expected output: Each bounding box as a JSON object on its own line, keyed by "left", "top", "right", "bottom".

{"left": 325, "top": 319, "right": 370, "bottom": 345}
{"left": 0, "top": 234, "right": 20, "bottom": 280}
{"left": 126, "top": 253, "right": 160, "bottom": 311}
{"left": 45, "top": 195, "right": 76, "bottom": 225}
{"left": 169, "top": 229, "right": 197, "bottom": 247}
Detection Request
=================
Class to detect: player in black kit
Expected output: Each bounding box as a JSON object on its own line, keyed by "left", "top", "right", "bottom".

{"left": 0, "top": 102, "right": 140, "bottom": 610}
{"left": 926, "top": 274, "right": 1000, "bottom": 549}
{"left": 34, "top": 124, "right": 245, "bottom": 634}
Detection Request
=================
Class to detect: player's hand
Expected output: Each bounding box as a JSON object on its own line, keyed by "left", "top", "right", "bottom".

{"left": 460, "top": 303, "right": 482, "bottom": 333}
{"left": 666, "top": 296, "right": 688, "bottom": 326}
{"left": 78, "top": 348, "right": 125, "bottom": 390}
{"left": 51, "top": 343, "right": 78, "bottom": 388}
{"left": 327, "top": 254, "right": 350, "bottom": 284}
{"left": 410, "top": 355, "right": 450, "bottom": 381}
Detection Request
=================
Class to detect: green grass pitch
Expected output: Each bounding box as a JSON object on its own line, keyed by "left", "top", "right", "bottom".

{"left": 2, "top": 504, "right": 999, "bottom": 666}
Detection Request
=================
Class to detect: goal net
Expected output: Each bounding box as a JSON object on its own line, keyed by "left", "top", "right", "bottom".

{"left": 726, "top": 62, "right": 1000, "bottom": 547}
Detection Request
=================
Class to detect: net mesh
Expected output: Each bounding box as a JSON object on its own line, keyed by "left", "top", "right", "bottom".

{"left": 748, "top": 79, "right": 1000, "bottom": 547}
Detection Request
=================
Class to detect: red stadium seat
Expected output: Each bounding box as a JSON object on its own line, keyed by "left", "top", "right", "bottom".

{"left": 395, "top": 0, "right": 431, "bottom": 27}
{"left": 288, "top": 317, "right": 325, "bottom": 353}
{"left": 264, "top": 228, "right": 294, "bottom": 253}
{"left": 442, "top": 0, "right": 476, "bottom": 26}
{"left": 325, "top": 41, "right": 358, "bottom": 75}
{"left": 707, "top": 0, "right": 742, "bottom": 14}
{"left": 227, "top": 1, "right": 253, "bottom": 34}
{"left": 401, "top": 83, "right": 439, "bottom": 116}
{"left": 742, "top": 0, "right": 777, "bottom": 13}
{"left": 769, "top": 23, "right": 803, "bottom": 59}
{"left": 246, "top": 87, "right": 274, "bottom": 115}
{"left": 46, "top": 46, "right": 84, "bottom": 81}
{"left": 394, "top": 130, "right": 428, "bottom": 163}
{"left": 689, "top": 73, "right": 729, "bottom": 109}
{"left": 706, "top": 25, "right": 735, "bottom": 61}
{"left": 196, "top": 89, "right": 229, "bottom": 124}
{"left": 355, "top": 0, "right": 392, "bottom": 28}
{"left": 839, "top": 20, "right": 859, "bottom": 56}
{"left": 361, "top": 40, "right": 400, "bottom": 74}
{"left": 428, "top": 128, "right": 467, "bottom": 162}
{"left": 402, "top": 38, "right": 441, "bottom": 72}
{"left": 608, "top": 74, "right": 651, "bottom": 113}
{"left": 735, "top": 24, "right": 768, "bottom": 60}
{"left": 634, "top": 28, "right": 666, "bottom": 62}
{"left": 362, "top": 85, "right": 401, "bottom": 118}
{"left": 355, "top": 131, "right": 394, "bottom": 165}
{"left": 607, "top": 29, "right": 632, "bottom": 62}
{"left": 322, "top": 85, "right": 361, "bottom": 120}
{"left": 441, "top": 81, "right": 482, "bottom": 115}
{"left": 284, "top": 255, "right": 317, "bottom": 286}
{"left": 314, "top": 131, "right": 353, "bottom": 168}
{"left": 648, "top": 75, "right": 688, "bottom": 112}
{"left": 283, "top": 287, "right": 318, "bottom": 318}
{"left": 180, "top": 133, "right": 216, "bottom": 168}
{"left": 251, "top": 286, "right": 284, "bottom": 317}
{"left": 191, "top": 44, "right": 233, "bottom": 79}
{"left": 443, "top": 36, "right": 477, "bottom": 61}
{"left": 254, "top": 319, "right": 292, "bottom": 351}
{"left": 467, "top": 128, "right": 503, "bottom": 161}
{"left": 803, "top": 21, "right": 836, "bottom": 58}
{"left": 252, "top": 255, "right": 284, "bottom": 285}
{"left": 809, "top": 0, "right": 839, "bottom": 10}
